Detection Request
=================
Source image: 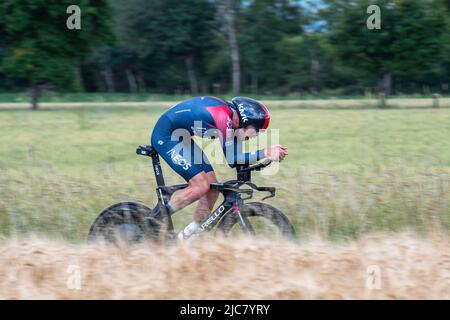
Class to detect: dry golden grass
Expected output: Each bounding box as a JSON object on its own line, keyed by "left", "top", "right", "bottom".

{"left": 1, "top": 233, "right": 449, "bottom": 300}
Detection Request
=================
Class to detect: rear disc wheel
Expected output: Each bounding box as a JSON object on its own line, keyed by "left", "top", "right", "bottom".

{"left": 88, "top": 202, "right": 160, "bottom": 244}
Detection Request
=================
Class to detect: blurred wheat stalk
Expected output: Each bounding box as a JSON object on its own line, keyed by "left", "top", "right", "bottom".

{"left": 0, "top": 234, "right": 449, "bottom": 299}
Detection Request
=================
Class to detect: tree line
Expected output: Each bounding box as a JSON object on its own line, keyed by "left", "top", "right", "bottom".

{"left": 1, "top": 0, "right": 450, "bottom": 109}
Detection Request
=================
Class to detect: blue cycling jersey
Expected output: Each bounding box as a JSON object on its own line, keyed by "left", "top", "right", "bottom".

{"left": 151, "top": 96, "right": 265, "bottom": 181}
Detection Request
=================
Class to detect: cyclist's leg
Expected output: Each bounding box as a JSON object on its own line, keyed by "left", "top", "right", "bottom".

{"left": 151, "top": 127, "right": 211, "bottom": 215}
{"left": 169, "top": 172, "right": 210, "bottom": 216}
{"left": 194, "top": 157, "right": 219, "bottom": 222}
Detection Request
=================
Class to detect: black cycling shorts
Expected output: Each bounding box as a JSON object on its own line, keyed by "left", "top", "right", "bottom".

{"left": 151, "top": 115, "right": 214, "bottom": 182}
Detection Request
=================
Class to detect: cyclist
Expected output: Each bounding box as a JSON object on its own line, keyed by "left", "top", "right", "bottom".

{"left": 150, "top": 96, "right": 288, "bottom": 239}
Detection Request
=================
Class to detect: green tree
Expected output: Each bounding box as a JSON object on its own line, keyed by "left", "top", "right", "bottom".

{"left": 275, "top": 33, "right": 337, "bottom": 94}
{"left": 238, "top": 0, "right": 303, "bottom": 93}
{"left": 0, "top": 0, "right": 114, "bottom": 109}
{"left": 216, "top": 0, "right": 244, "bottom": 94}
{"left": 322, "top": 0, "right": 449, "bottom": 95}
{"left": 117, "top": 0, "right": 216, "bottom": 95}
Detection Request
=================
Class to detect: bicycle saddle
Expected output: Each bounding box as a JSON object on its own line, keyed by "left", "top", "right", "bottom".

{"left": 136, "top": 145, "right": 157, "bottom": 156}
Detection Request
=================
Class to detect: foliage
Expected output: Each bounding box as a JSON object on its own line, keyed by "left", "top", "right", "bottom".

{"left": 0, "top": 0, "right": 114, "bottom": 105}
{"left": 322, "top": 0, "right": 450, "bottom": 93}
{"left": 0, "top": 0, "right": 450, "bottom": 95}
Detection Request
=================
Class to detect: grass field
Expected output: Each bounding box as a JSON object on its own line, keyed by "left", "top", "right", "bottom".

{"left": 1, "top": 102, "right": 450, "bottom": 242}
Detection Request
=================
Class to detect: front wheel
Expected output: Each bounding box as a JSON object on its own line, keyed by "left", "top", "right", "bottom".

{"left": 88, "top": 202, "right": 159, "bottom": 244}
{"left": 217, "top": 202, "right": 296, "bottom": 240}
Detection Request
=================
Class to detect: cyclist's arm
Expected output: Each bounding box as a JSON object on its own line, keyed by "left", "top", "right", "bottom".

{"left": 222, "top": 136, "right": 265, "bottom": 168}
{"left": 206, "top": 106, "right": 265, "bottom": 168}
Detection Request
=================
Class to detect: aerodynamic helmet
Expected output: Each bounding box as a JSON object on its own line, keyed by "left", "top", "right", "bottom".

{"left": 230, "top": 97, "right": 270, "bottom": 131}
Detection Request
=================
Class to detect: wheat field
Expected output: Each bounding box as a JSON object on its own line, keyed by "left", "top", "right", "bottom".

{"left": 0, "top": 233, "right": 449, "bottom": 299}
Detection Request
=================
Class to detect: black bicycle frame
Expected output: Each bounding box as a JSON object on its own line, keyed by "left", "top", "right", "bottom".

{"left": 136, "top": 145, "right": 272, "bottom": 235}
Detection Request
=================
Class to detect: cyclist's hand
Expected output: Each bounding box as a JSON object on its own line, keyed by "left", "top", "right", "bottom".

{"left": 264, "top": 145, "right": 288, "bottom": 162}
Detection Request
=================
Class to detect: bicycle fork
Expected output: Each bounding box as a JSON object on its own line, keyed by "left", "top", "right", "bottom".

{"left": 234, "top": 208, "right": 255, "bottom": 235}
{"left": 198, "top": 190, "right": 254, "bottom": 236}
